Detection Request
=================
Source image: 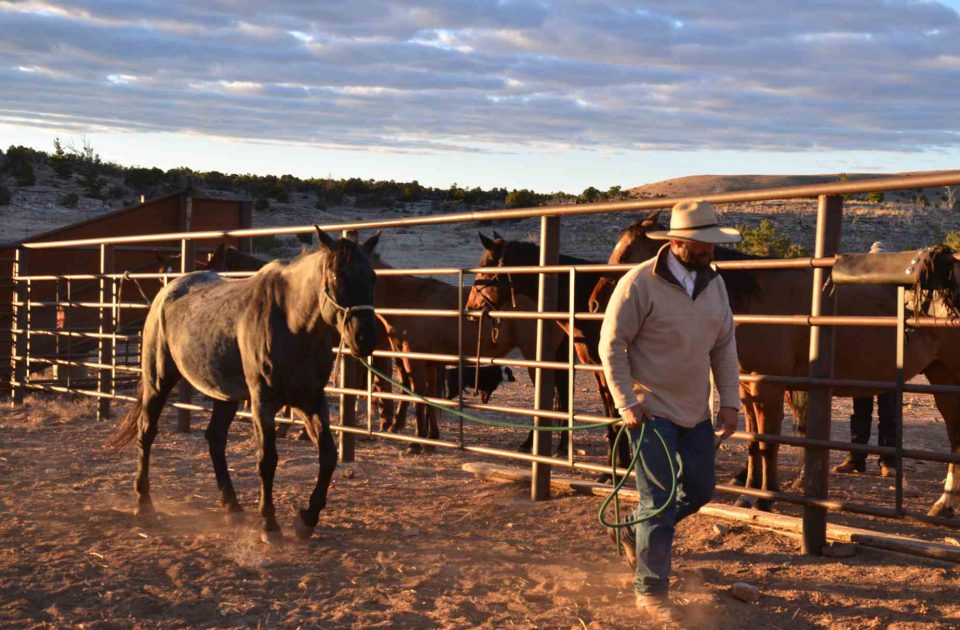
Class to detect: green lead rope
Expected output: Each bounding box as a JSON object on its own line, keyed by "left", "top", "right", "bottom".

{"left": 355, "top": 357, "right": 680, "bottom": 552}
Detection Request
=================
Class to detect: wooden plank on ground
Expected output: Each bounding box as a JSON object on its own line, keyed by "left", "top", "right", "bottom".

{"left": 462, "top": 462, "right": 960, "bottom": 565}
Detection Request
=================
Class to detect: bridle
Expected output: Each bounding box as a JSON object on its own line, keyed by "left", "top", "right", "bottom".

{"left": 321, "top": 286, "right": 374, "bottom": 320}
{"left": 471, "top": 243, "right": 518, "bottom": 311}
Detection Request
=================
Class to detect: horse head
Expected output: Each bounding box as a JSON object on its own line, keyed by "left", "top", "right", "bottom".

{"left": 315, "top": 226, "right": 381, "bottom": 357}
{"left": 466, "top": 231, "right": 514, "bottom": 312}
{"left": 587, "top": 210, "right": 664, "bottom": 312}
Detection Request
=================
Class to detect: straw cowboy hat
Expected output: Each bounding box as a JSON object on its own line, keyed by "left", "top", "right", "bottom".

{"left": 647, "top": 200, "right": 742, "bottom": 244}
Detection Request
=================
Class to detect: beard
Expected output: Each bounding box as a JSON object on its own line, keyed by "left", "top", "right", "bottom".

{"left": 676, "top": 247, "right": 714, "bottom": 272}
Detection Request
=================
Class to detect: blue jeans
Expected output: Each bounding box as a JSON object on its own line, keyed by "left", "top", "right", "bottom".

{"left": 629, "top": 416, "right": 715, "bottom": 596}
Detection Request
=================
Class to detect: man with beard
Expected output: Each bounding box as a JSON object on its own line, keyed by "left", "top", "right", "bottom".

{"left": 598, "top": 199, "right": 742, "bottom": 624}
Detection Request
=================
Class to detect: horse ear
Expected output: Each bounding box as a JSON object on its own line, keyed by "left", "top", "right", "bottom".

{"left": 361, "top": 230, "right": 381, "bottom": 255}
{"left": 315, "top": 225, "right": 336, "bottom": 251}
{"left": 492, "top": 231, "right": 503, "bottom": 240}
{"left": 478, "top": 232, "right": 501, "bottom": 252}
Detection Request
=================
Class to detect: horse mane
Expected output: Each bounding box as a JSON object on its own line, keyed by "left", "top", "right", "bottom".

{"left": 916, "top": 244, "right": 960, "bottom": 321}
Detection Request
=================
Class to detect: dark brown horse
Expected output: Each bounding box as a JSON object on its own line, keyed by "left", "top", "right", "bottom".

{"left": 112, "top": 228, "right": 380, "bottom": 542}
{"left": 372, "top": 252, "right": 560, "bottom": 452}
{"left": 590, "top": 213, "right": 960, "bottom": 518}
{"left": 465, "top": 233, "right": 628, "bottom": 464}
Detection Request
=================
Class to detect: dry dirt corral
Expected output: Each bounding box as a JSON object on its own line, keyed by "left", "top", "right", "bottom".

{"left": 1, "top": 387, "right": 959, "bottom": 630}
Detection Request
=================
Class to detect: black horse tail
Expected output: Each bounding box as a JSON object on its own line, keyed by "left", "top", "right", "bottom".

{"left": 107, "top": 379, "right": 144, "bottom": 450}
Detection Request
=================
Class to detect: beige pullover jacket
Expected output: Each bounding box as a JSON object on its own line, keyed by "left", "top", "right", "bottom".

{"left": 598, "top": 245, "right": 741, "bottom": 427}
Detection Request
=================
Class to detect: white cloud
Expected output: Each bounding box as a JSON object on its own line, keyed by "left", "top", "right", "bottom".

{"left": 0, "top": 0, "right": 957, "bottom": 155}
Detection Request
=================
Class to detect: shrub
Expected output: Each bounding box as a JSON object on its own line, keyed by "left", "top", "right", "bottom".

{"left": 314, "top": 197, "right": 327, "bottom": 211}
{"left": 0, "top": 184, "right": 10, "bottom": 205}
{"left": 61, "top": 192, "right": 79, "bottom": 208}
{"left": 295, "top": 233, "right": 313, "bottom": 246}
{"left": 106, "top": 185, "right": 126, "bottom": 199}
{"left": 866, "top": 191, "right": 884, "bottom": 204}
{"left": 254, "top": 197, "right": 270, "bottom": 212}
{"left": 504, "top": 189, "right": 540, "bottom": 209}
{"left": 735, "top": 219, "right": 806, "bottom": 258}
{"left": 273, "top": 188, "right": 290, "bottom": 203}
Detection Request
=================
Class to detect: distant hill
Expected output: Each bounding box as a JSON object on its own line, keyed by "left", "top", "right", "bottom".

{"left": 628, "top": 171, "right": 959, "bottom": 203}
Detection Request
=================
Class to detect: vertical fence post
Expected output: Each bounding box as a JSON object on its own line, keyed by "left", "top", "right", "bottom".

{"left": 177, "top": 234, "right": 196, "bottom": 433}
{"left": 10, "top": 248, "right": 27, "bottom": 406}
{"left": 894, "top": 285, "right": 906, "bottom": 514}
{"left": 532, "top": 215, "right": 560, "bottom": 501}
{"left": 339, "top": 229, "right": 357, "bottom": 463}
{"left": 457, "top": 269, "right": 465, "bottom": 448}
{"left": 802, "top": 194, "right": 843, "bottom": 555}
{"left": 97, "top": 244, "right": 115, "bottom": 421}
{"left": 567, "top": 268, "right": 576, "bottom": 465}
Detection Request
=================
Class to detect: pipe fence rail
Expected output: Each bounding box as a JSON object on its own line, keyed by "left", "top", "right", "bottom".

{"left": 8, "top": 171, "right": 960, "bottom": 553}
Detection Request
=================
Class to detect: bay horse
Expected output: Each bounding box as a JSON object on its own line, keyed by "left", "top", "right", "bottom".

{"left": 372, "top": 252, "right": 560, "bottom": 452}
{"left": 591, "top": 212, "right": 960, "bottom": 518}
{"left": 465, "top": 233, "right": 628, "bottom": 464}
{"left": 111, "top": 228, "right": 380, "bottom": 542}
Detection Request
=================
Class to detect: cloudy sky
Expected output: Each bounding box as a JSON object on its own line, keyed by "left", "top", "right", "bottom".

{"left": 2, "top": 1, "right": 959, "bottom": 192}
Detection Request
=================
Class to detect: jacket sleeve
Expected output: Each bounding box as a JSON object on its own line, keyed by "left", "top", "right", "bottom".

{"left": 710, "top": 279, "right": 741, "bottom": 410}
{"left": 599, "top": 270, "right": 645, "bottom": 411}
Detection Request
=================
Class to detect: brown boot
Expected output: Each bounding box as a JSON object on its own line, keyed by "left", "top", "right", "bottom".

{"left": 832, "top": 459, "right": 865, "bottom": 474}
{"left": 606, "top": 524, "right": 637, "bottom": 570}
{"left": 636, "top": 594, "right": 682, "bottom": 625}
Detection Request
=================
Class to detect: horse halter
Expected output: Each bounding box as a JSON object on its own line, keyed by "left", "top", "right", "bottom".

{"left": 472, "top": 243, "right": 518, "bottom": 311}
{"left": 321, "top": 288, "right": 375, "bottom": 319}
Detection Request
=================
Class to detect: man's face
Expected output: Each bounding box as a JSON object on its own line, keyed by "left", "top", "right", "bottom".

{"left": 670, "top": 239, "right": 714, "bottom": 272}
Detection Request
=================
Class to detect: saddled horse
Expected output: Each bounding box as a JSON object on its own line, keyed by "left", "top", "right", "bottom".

{"left": 590, "top": 212, "right": 960, "bottom": 518}
{"left": 111, "top": 228, "right": 380, "bottom": 542}
{"left": 465, "top": 233, "right": 629, "bottom": 464}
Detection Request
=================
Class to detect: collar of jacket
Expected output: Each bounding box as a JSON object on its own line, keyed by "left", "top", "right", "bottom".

{"left": 652, "top": 243, "right": 719, "bottom": 301}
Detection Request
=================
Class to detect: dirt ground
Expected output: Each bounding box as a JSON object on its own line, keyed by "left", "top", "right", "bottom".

{"left": 2, "top": 378, "right": 959, "bottom": 629}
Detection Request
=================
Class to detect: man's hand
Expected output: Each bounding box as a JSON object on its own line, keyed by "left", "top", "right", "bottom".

{"left": 620, "top": 404, "right": 652, "bottom": 429}
{"left": 714, "top": 406, "right": 739, "bottom": 446}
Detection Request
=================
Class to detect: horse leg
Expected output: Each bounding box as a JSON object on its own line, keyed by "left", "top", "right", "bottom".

{"left": 405, "top": 361, "right": 428, "bottom": 455}
{"left": 249, "top": 390, "right": 282, "bottom": 544}
{"left": 394, "top": 358, "right": 415, "bottom": 434}
{"left": 294, "top": 393, "right": 337, "bottom": 540}
{"left": 423, "top": 363, "right": 441, "bottom": 452}
{"left": 734, "top": 382, "right": 761, "bottom": 508}
{"left": 205, "top": 399, "right": 242, "bottom": 517}
{"left": 752, "top": 385, "right": 784, "bottom": 511}
{"left": 373, "top": 356, "right": 395, "bottom": 432}
{"left": 553, "top": 361, "right": 569, "bottom": 457}
{"left": 924, "top": 361, "right": 960, "bottom": 518}
{"left": 517, "top": 365, "right": 537, "bottom": 453}
{"left": 134, "top": 373, "right": 180, "bottom": 520}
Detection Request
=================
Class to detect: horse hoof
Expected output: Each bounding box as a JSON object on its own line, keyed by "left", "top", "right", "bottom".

{"left": 134, "top": 504, "right": 159, "bottom": 524}
{"left": 734, "top": 495, "right": 757, "bottom": 509}
{"left": 404, "top": 444, "right": 422, "bottom": 455}
{"left": 928, "top": 503, "right": 955, "bottom": 519}
{"left": 260, "top": 529, "right": 284, "bottom": 545}
{"left": 593, "top": 473, "right": 613, "bottom": 485}
{"left": 294, "top": 514, "right": 316, "bottom": 541}
{"left": 753, "top": 499, "right": 773, "bottom": 512}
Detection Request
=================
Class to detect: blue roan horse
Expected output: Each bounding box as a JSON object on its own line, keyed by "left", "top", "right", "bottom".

{"left": 112, "top": 227, "right": 380, "bottom": 543}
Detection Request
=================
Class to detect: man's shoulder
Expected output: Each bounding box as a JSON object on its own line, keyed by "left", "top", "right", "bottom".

{"left": 620, "top": 257, "right": 657, "bottom": 286}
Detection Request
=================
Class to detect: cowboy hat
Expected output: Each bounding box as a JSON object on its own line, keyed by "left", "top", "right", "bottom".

{"left": 647, "top": 200, "right": 742, "bottom": 244}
